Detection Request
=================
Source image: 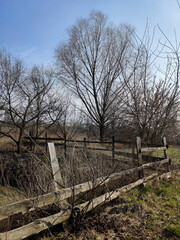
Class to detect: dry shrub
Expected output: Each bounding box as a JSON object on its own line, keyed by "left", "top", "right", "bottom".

{"left": 0, "top": 152, "right": 54, "bottom": 197}
{"left": 0, "top": 137, "right": 17, "bottom": 152}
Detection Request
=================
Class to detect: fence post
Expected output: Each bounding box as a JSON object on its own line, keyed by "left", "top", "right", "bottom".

{"left": 112, "top": 136, "right": 115, "bottom": 163}
{"left": 48, "top": 142, "right": 64, "bottom": 191}
{"left": 45, "top": 132, "right": 48, "bottom": 153}
{"left": 162, "top": 136, "right": 170, "bottom": 171}
{"left": 132, "top": 143, "right": 135, "bottom": 165}
{"left": 83, "top": 137, "right": 87, "bottom": 155}
{"left": 64, "top": 134, "right": 66, "bottom": 158}
{"left": 136, "top": 137, "right": 144, "bottom": 179}
{"left": 162, "top": 136, "right": 168, "bottom": 158}
{"left": 29, "top": 131, "right": 33, "bottom": 151}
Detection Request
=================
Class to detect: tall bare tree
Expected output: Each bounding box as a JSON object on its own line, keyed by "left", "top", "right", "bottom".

{"left": 55, "top": 11, "right": 133, "bottom": 142}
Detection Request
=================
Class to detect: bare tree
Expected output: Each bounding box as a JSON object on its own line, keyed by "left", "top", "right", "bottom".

{"left": 55, "top": 11, "right": 133, "bottom": 143}
{"left": 54, "top": 99, "right": 83, "bottom": 140}
{"left": 0, "top": 49, "right": 64, "bottom": 152}
{"left": 121, "top": 27, "right": 180, "bottom": 144}
{"left": 29, "top": 66, "right": 65, "bottom": 138}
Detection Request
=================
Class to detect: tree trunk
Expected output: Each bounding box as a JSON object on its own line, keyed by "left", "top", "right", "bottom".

{"left": 99, "top": 124, "right": 105, "bottom": 144}
{"left": 17, "top": 129, "right": 24, "bottom": 153}
{"left": 17, "top": 141, "right": 22, "bottom": 154}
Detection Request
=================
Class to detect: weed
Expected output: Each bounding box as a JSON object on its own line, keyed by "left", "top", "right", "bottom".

{"left": 155, "top": 187, "right": 168, "bottom": 196}
{"left": 164, "top": 224, "right": 180, "bottom": 238}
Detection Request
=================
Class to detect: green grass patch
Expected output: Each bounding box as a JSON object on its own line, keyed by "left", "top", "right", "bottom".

{"left": 122, "top": 173, "right": 180, "bottom": 238}
{"left": 164, "top": 224, "right": 180, "bottom": 238}
{"left": 150, "top": 146, "right": 180, "bottom": 160}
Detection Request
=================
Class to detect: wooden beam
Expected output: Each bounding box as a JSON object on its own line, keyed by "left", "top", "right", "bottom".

{"left": 163, "top": 136, "right": 171, "bottom": 171}
{"left": 48, "top": 143, "right": 69, "bottom": 211}
{"left": 112, "top": 136, "right": 115, "bottom": 162}
{"left": 136, "top": 137, "right": 144, "bottom": 178}
{"left": 141, "top": 146, "right": 167, "bottom": 153}
{"left": 48, "top": 142, "right": 64, "bottom": 190}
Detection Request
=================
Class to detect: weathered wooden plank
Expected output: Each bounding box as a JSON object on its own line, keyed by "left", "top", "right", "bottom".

{"left": 24, "top": 137, "right": 112, "bottom": 144}
{"left": 136, "top": 137, "right": 144, "bottom": 178}
{"left": 0, "top": 208, "right": 71, "bottom": 240}
{"left": 24, "top": 136, "right": 64, "bottom": 141}
{"left": 163, "top": 136, "right": 171, "bottom": 171}
{"left": 0, "top": 172, "right": 171, "bottom": 240}
{"left": 112, "top": 136, "right": 115, "bottom": 162}
{"left": 45, "top": 133, "right": 48, "bottom": 153}
{"left": 66, "top": 145, "right": 111, "bottom": 151}
{"left": 24, "top": 136, "right": 134, "bottom": 145}
{"left": 141, "top": 146, "right": 167, "bottom": 153}
{"left": 48, "top": 142, "right": 64, "bottom": 191}
{"left": 163, "top": 137, "right": 168, "bottom": 158}
{"left": 23, "top": 141, "right": 64, "bottom": 147}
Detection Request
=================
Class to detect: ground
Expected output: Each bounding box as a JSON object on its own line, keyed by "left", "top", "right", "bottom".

{"left": 37, "top": 169, "right": 180, "bottom": 240}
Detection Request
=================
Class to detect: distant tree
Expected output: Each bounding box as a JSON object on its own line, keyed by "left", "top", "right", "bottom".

{"left": 55, "top": 11, "right": 134, "bottom": 143}
{"left": 0, "top": 49, "right": 64, "bottom": 152}
{"left": 28, "top": 66, "right": 65, "bottom": 138}
{"left": 53, "top": 99, "right": 83, "bottom": 140}
{"left": 122, "top": 27, "right": 180, "bottom": 144}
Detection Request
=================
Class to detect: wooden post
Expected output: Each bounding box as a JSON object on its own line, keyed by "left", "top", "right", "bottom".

{"left": 64, "top": 134, "right": 66, "bottom": 158}
{"left": 29, "top": 131, "right": 33, "bottom": 151}
{"left": 136, "top": 137, "right": 144, "bottom": 179}
{"left": 48, "top": 142, "right": 64, "bottom": 190}
{"left": 48, "top": 142, "right": 69, "bottom": 222}
{"left": 83, "top": 137, "right": 87, "bottom": 155}
{"left": 162, "top": 136, "right": 170, "bottom": 171}
{"left": 132, "top": 143, "right": 135, "bottom": 166}
{"left": 162, "top": 136, "right": 167, "bottom": 158}
{"left": 45, "top": 132, "right": 48, "bottom": 153}
{"left": 112, "top": 136, "right": 115, "bottom": 163}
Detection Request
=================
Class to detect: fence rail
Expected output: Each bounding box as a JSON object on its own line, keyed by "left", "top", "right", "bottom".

{"left": 24, "top": 134, "right": 168, "bottom": 163}
{"left": 24, "top": 135, "right": 133, "bottom": 145}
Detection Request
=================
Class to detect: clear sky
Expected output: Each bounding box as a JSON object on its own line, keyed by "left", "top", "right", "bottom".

{"left": 0, "top": 0, "right": 180, "bottom": 68}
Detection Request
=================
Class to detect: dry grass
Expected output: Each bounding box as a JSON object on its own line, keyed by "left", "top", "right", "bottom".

{"left": 0, "top": 137, "right": 17, "bottom": 152}
{"left": 38, "top": 171, "right": 180, "bottom": 240}
{"left": 0, "top": 186, "right": 25, "bottom": 207}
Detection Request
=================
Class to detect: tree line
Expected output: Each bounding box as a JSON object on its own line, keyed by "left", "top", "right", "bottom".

{"left": 0, "top": 11, "right": 179, "bottom": 152}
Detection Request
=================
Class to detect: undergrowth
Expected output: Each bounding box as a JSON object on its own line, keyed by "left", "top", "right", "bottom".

{"left": 37, "top": 171, "right": 180, "bottom": 240}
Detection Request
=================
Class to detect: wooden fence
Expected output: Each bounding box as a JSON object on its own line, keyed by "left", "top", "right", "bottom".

{"left": 24, "top": 134, "right": 167, "bottom": 163}
{"left": 0, "top": 137, "right": 171, "bottom": 240}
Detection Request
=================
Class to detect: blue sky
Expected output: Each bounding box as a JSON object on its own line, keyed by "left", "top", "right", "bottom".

{"left": 0, "top": 0, "right": 180, "bottom": 67}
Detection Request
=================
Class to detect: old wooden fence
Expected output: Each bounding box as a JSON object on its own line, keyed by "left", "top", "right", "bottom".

{"left": 0, "top": 137, "right": 172, "bottom": 240}
{"left": 24, "top": 134, "right": 167, "bottom": 163}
